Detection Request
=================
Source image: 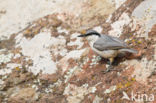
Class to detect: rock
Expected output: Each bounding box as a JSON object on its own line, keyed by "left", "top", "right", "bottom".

{"left": 9, "top": 88, "right": 39, "bottom": 102}
{"left": 6, "top": 70, "right": 34, "bottom": 85}
{"left": 39, "top": 94, "right": 67, "bottom": 103}
{"left": 149, "top": 24, "right": 156, "bottom": 40}
{"left": 48, "top": 16, "right": 62, "bottom": 27}
{"left": 0, "top": 0, "right": 156, "bottom": 102}
{"left": 93, "top": 95, "right": 103, "bottom": 103}
{"left": 39, "top": 73, "right": 59, "bottom": 84}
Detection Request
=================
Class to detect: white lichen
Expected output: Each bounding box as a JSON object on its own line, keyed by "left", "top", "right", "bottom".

{"left": 0, "top": 53, "right": 13, "bottom": 65}
{"left": 93, "top": 95, "right": 103, "bottom": 103}
{"left": 109, "top": 13, "right": 131, "bottom": 37}
{"left": 64, "top": 83, "right": 97, "bottom": 103}
{"left": 16, "top": 31, "right": 57, "bottom": 75}
{"left": 67, "top": 33, "right": 84, "bottom": 49}
{"left": 57, "top": 26, "right": 69, "bottom": 34}
{"left": 13, "top": 53, "right": 21, "bottom": 59}
{"left": 50, "top": 35, "right": 67, "bottom": 57}
{"left": 32, "top": 85, "right": 39, "bottom": 91}
{"left": 114, "top": 0, "right": 126, "bottom": 9}
{"left": 0, "top": 63, "right": 21, "bottom": 75}
{"left": 64, "top": 66, "right": 79, "bottom": 83}
{"left": 89, "top": 55, "right": 101, "bottom": 68}
{"left": 106, "top": 14, "right": 112, "bottom": 23}
{"left": 0, "top": 68, "right": 12, "bottom": 75}
{"left": 60, "top": 48, "right": 87, "bottom": 73}
{"left": 64, "top": 49, "right": 87, "bottom": 60}
{"left": 104, "top": 85, "right": 117, "bottom": 94}
{"left": 131, "top": 58, "right": 156, "bottom": 84}
{"left": 0, "top": 79, "right": 4, "bottom": 85}
{"left": 93, "top": 26, "right": 103, "bottom": 33}
{"left": 132, "top": 0, "right": 156, "bottom": 38}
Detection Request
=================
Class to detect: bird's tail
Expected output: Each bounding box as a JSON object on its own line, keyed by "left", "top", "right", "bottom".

{"left": 119, "top": 48, "right": 138, "bottom": 54}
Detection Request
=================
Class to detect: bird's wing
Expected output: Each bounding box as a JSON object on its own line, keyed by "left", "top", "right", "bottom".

{"left": 93, "top": 35, "right": 128, "bottom": 51}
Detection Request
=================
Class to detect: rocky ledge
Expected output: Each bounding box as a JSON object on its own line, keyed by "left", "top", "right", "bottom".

{"left": 0, "top": 0, "right": 156, "bottom": 103}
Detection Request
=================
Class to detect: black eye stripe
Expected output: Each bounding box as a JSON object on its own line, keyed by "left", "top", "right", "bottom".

{"left": 78, "top": 30, "right": 101, "bottom": 37}
{"left": 85, "top": 33, "right": 101, "bottom": 37}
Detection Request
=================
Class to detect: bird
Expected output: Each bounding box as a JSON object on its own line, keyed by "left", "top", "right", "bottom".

{"left": 78, "top": 30, "right": 138, "bottom": 73}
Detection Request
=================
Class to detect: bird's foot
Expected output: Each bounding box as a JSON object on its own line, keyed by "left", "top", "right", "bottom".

{"left": 101, "top": 65, "right": 116, "bottom": 74}
{"left": 106, "top": 60, "right": 111, "bottom": 65}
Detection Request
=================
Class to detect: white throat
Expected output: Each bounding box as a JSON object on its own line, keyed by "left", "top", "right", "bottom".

{"left": 86, "top": 35, "right": 99, "bottom": 47}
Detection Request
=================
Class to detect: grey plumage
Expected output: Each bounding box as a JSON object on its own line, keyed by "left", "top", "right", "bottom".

{"left": 78, "top": 30, "right": 137, "bottom": 54}
{"left": 119, "top": 48, "right": 138, "bottom": 54}
{"left": 78, "top": 30, "right": 138, "bottom": 73}
{"left": 93, "top": 34, "right": 138, "bottom": 54}
{"left": 93, "top": 34, "right": 128, "bottom": 51}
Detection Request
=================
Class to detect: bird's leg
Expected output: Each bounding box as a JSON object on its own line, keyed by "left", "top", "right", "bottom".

{"left": 106, "top": 59, "right": 111, "bottom": 64}
{"left": 109, "top": 58, "right": 114, "bottom": 65}
{"left": 102, "top": 57, "right": 115, "bottom": 74}
{"left": 107, "top": 57, "right": 114, "bottom": 71}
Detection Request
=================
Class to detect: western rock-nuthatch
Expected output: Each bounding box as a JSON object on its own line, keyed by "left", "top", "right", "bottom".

{"left": 78, "top": 30, "right": 138, "bottom": 73}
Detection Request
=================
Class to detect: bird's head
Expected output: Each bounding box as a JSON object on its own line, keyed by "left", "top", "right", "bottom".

{"left": 78, "top": 30, "right": 101, "bottom": 44}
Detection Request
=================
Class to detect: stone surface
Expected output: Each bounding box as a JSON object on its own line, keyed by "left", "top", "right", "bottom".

{"left": 0, "top": 0, "right": 156, "bottom": 103}
{"left": 0, "top": 0, "right": 115, "bottom": 40}
{"left": 9, "top": 88, "right": 39, "bottom": 102}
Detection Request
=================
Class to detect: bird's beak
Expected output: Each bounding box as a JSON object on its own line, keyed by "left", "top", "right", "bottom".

{"left": 78, "top": 34, "right": 86, "bottom": 37}
{"left": 77, "top": 30, "right": 86, "bottom": 37}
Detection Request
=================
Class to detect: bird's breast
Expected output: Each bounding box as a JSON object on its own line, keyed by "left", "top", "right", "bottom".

{"left": 92, "top": 48, "right": 118, "bottom": 58}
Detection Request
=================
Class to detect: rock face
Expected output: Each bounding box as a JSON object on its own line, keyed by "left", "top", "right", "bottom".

{"left": 9, "top": 88, "right": 39, "bottom": 103}
{"left": 0, "top": 0, "right": 115, "bottom": 40}
{"left": 0, "top": 0, "right": 156, "bottom": 103}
